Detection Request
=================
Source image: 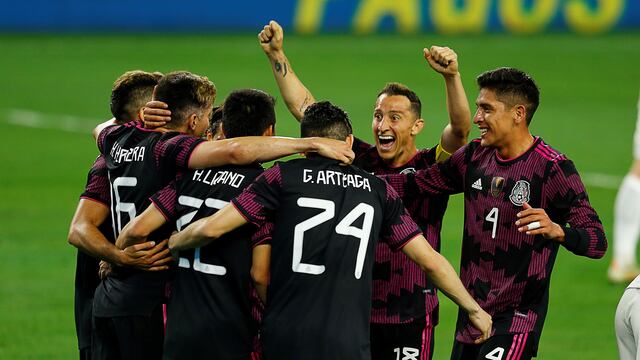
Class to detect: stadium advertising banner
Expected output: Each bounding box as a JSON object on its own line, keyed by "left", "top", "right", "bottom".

{"left": 2, "top": 0, "right": 639, "bottom": 33}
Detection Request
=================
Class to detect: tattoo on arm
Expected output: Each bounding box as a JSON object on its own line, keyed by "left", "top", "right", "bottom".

{"left": 299, "top": 93, "right": 312, "bottom": 114}
{"left": 274, "top": 60, "right": 288, "bottom": 78}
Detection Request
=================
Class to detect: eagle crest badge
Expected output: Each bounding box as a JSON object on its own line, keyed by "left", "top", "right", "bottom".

{"left": 509, "top": 180, "right": 530, "bottom": 206}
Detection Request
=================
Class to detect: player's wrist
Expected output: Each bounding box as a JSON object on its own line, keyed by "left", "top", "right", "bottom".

{"left": 442, "top": 71, "right": 460, "bottom": 80}
{"left": 267, "top": 49, "right": 285, "bottom": 60}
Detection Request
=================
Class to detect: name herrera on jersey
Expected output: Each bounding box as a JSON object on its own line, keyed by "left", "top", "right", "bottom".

{"left": 303, "top": 169, "right": 372, "bottom": 192}
{"left": 110, "top": 142, "right": 145, "bottom": 163}
{"left": 192, "top": 169, "right": 245, "bottom": 188}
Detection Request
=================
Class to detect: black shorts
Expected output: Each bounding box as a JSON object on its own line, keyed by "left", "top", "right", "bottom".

{"left": 371, "top": 319, "right": 434, "bottom": 360}
{"left": 451, "top": 333, "right": 537, "bottom": 360}
{"left": 91, "top": 304, "right": 164, "bottom": 360}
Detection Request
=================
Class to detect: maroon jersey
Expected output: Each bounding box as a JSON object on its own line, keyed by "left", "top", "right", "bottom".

{"left": 94, "top": 122, "right": 204, "bottom": 317}
{"left": 384, "top": 137, "right": 607, "bottom": 346}
{"left": 353, "top": 138, "right": 447, "bottom": 325}
{"left": 231, "top": 156, "right": 422, "bottom": 360}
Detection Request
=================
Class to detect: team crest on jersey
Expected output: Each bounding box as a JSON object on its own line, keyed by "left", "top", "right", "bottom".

{"left": 399, "top": 167, "right": 416, "bottom": 174}
{"left": 490, "top": 176, "right": 505, "bottom": 198}
{"left": 509, "top": 180, "right": 530, "bottom": 206}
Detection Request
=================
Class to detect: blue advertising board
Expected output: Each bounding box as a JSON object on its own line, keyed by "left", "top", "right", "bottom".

{"left": 1, "top": 0, "right": 638, "bottom": 34}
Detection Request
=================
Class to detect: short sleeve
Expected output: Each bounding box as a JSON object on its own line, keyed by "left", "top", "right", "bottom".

{"left": 379, "top": 181, "right": 423, "bottom": 251}
{"left": 149, "top": 174, "right": 182, "bottom": 221}
{"left": 251, "top": 221, "right": 274, "bottom": 247}
{"left": 155, "top": 134, "right": 205, "bottom": 169}
{"left": 231, "top": 164, "right": 283, "bottom": 227}
{"left": 97, "top": 124, "right": 121, "bottom": 155}
{"left": 80, "top": 155, "right": 110, "bottom": 206}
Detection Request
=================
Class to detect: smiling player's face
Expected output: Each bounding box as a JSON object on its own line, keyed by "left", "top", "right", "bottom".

{"left": 371, "top": 94, "right": 421, "bottom": 166}
{"left": 473, "top": 88, "right": 515, "bottom": 149}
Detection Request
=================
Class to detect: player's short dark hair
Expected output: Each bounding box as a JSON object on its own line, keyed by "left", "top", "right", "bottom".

{"left": 110, "top": 70, "right": 163, "bottom": 124}
{"left": 222, "top": 89, "right": 276, "bottom": 138}
{"left": 477, "top": 67, "right": 540, "bottom": 125}
{"left": 209, "top": 105, "right": 223, "bottom": 134}
{"left": 154, "top": 71, "right": 216, "bottom": 129}
{"left": 377, "top": 82, "right": 422, "bottom": 118}
{"left": 301, "top": 101, "right": 352, "bottom": 140}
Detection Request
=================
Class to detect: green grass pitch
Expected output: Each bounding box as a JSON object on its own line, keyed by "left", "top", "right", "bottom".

{"left": 0, "top": 32, "right": 639, "bottom": 358}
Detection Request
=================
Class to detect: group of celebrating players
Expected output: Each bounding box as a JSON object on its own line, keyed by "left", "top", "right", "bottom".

{"left": 67, "top": 21, "right": 607, "bottom": 360}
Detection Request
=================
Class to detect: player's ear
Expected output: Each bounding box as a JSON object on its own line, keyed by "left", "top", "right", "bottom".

{"left": 345, "top": 134, "right": 354, "bottom": 149}
{"left": 189, "top": 113, "right": 199, "bottom": 131}
{"left": 206, "top": 129, "right": 213, "bottom": 141}
{"left": 411, "top": 118, "right": 425, "bottom": 136}
{"left": 514, "top": 105, "right": 526, "bottom": 125}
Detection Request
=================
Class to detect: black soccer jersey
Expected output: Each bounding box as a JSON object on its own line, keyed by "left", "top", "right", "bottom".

{"left": 151, "top": 164, "right": 265, "bottom": 360}
{"left": 353, "top": 137, "right": 447, "bottom": 326}
{"left": 75, "top": 154, "right": 112, "bottom": 350}
{"left": 93, "top": 122, "right": 204, "bottom": 317}
{"left": 232, "top": 156, "right": 422, "bottom": 360}
{"left": 384, "top": 137, "right": 607, "bottom": 348}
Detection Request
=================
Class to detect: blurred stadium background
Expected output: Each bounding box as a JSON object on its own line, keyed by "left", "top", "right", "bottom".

{"left": 1, "top": 0, "right": 639, "bottom": 358}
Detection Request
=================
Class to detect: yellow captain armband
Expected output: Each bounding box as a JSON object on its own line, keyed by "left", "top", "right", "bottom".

{"left": 435, "top": 143, "right": 452, "bottom": 163}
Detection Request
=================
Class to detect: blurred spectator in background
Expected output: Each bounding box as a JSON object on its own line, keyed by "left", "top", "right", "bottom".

{"left": 608, "top": 93, "right": 640, "bottom": 284}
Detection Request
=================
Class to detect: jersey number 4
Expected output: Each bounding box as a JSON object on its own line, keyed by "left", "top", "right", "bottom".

{"left": 294, "top": 197, "right": 374, "bottom": 279}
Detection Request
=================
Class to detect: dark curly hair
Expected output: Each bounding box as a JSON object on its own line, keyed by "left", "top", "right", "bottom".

{"left": 301, "top": 101, "right": 352, "bottom": 140}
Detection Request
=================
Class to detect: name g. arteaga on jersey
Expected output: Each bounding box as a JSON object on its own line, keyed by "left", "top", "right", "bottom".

{"left": 303, "top": 169, "right": 372, "bottom": 192}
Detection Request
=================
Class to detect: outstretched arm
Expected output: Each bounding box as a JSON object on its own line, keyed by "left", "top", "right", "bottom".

{"left": 169, "top": 203, "right": 249, "bottom": 251}
{"left": 424, "top": 46, "right": 471, "bottom": 156}
{"left": 188, "top": 136, "right": 354, "bottom": 169}
{"left": 259, "top": 20, "right": 316, "bottom": 121}
{"left": 402, "top": 236, "right": 492, "bottom": 343}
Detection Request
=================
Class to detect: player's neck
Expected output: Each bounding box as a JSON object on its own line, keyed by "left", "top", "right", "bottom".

{"left": 496, "top": 133, "right": 535, "bottom": 160}
{"left": 385, "top": 146, "right": 418, "bottom": 168}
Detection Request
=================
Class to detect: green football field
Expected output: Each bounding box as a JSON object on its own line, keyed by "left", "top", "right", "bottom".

{"left": 1, "top": 32, "right": 639, "bottom": 359}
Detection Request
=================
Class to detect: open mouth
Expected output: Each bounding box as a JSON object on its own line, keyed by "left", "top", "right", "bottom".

{"left": 377, "top": 135, "right": 395, "bottom": 150}
{"left": 479, "top": 128, "right": 488, "bottom": 137}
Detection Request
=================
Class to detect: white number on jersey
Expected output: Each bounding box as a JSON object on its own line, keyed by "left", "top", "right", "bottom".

{"left": 485, "top": 207, "right": 499, "bottom": 239}
{"left": 176, "top": 195, "right": 228, "bottom": 275}
{"left": 294, "top": 197, "right": 374, "bottom": 279}
{"left": 485, "top": 347, "right": 505, "bottom": 360}
{"left": 393, "top": 347, "right": 420, "bottom": 360}
{"left": 111, "top": 176, "right": 138, "bottom": 236}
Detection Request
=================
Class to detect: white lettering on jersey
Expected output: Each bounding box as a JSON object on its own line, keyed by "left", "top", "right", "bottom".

{"left": 302, "top": 169, "right": 372, "bottom": 192}
{"left": 109, "top": 141, "right": 146, "bottom": 164}
{"left": 192, "top": 169, "right": 245, "bottom": 188}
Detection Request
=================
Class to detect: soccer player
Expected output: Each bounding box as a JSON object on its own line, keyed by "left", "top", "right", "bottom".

{"left": 92, "top": 71, "right": 354, "bottom": 360}
{"left": 67, "top": 70, "right": 170, "bottom": 360}
{"left": 608, "top": 93, "right": 640, "bottom": 284}
{"left": 168, "top": 101, "right": 491, "bottom": 360}
{"left": 615, "top": 274, "right": 640, "bottom": 360}
{"left": 384, "top": 67, "right": 608, "bottom": 360}
{"left": 115, "top": 88, "right": 277, "bottom": 359}
{"left": 257, "top": 20, "right": 471, "bottom": 359}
